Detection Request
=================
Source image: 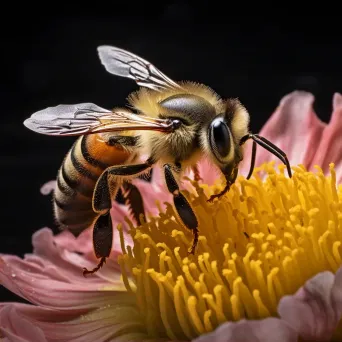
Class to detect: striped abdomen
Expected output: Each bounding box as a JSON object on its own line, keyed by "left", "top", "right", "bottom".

{"left": 54, "top": 134, "right": 132, "bottom": 236}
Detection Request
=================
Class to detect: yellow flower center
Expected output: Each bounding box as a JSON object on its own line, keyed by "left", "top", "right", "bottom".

{"left": 117, "top": 162, "right": 342, "bottom": 340}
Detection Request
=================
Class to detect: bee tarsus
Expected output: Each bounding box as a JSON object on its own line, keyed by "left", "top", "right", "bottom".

{"left": 208, "top": 182, "right": 232, "bottom": 203}
{"left": 83, "top": 257, "right": 107, "bottom": 277}
{"left": 188, "top": 228, "right": 199, "bottom": 255}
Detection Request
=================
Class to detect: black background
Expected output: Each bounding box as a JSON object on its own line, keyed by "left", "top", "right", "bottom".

{"left": 1, "top": 7, "right": 342, "bottom": 302}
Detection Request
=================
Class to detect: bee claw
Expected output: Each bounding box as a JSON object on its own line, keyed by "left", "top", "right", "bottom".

{"left": 207, "top": 193, "right": 223, "bottom": 203}
{"left": 82, "top": 257, "right": 107, "bottom": 277}
{"left": 82, "top": 268, "right": 91, "bottom": 277}
{"left": 187, "top": 228, "right": 199, "bottom": 255}
{"left": 207, "top": 182, "right": 232, "bottom": 202}
{"left": 187, "top": 245, "right": 196, "bottom": 255}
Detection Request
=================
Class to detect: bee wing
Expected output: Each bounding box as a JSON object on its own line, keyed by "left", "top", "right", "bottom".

{"left": 97, "top": 45, "right": 181, "bottom": 92}
{"left": 23, "top": 103, "right": 174, "bottom": 136}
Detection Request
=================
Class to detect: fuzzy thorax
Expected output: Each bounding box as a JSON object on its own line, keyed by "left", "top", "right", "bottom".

{"left": 137, "top": 125, "right": 201, "bottom": 168}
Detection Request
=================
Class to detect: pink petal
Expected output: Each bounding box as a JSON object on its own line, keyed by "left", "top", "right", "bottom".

{"left": 0, "top": 255, "right": 127, "bottom": 312}
{"left": 151, "top": 163, "right": 164, "bottom": 186}
{"left": 240, "top": 91, "right": 326, "bottom": 176}
{"left": 0, "top": 304, "right": 48, "bottom": 342}
{"left": 131, "top": 177, "right": 171, "bottom": 217}
{"left": 196, "top": 159, "right": 220, "bottom": 186}
{"left": 182, "top": 158, "right": 221, "bottom": 187}
{"left": 192, "top": 318, "right": 297, "bottom": 342}
{"left": 278, "top": 267, "right": 342, "bottom": 341}
{"left": 310, "top": 93, "right": 342, "bottom": 183}
{"left": 0, "top": 301, "right": 150, "bottom": 342}
{"left": 32, "top": 227, "right": 122, "bottom": 281}
{"left": 0, "top": 228, "right": 129, "bottom": 311}
{"left": 40, "top": 180, "right": 56, "bottom": 196}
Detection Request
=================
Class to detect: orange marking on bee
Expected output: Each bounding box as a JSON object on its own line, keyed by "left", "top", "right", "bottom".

{"left": 87, "top": 134, "right": 131, "bottom": 166}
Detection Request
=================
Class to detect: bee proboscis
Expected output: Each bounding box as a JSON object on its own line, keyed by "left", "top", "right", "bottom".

{"left": 24, "top": 45, "right": 292, "bottom": 276}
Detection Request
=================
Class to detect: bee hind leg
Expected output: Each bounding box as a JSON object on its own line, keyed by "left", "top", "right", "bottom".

{"left": 121, "top": 182, "right": 146, "bottom": 225}
{"left": 83, "top": 160, "right": 153, "bottom": 277}
{"left": 83, "top": 213, "right": 112, "bottom": 277}
{"left": 164, "top": 164, "right": 199, "bottom": 255}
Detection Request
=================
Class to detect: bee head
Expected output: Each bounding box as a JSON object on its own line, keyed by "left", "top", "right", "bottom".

{"left": 206, "top": 98, "right": 250, "bottom": 182}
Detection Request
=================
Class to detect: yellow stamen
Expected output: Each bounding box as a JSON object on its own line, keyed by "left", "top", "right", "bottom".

{"left": 118, "top": 162, "right": 342, "bottom": 340}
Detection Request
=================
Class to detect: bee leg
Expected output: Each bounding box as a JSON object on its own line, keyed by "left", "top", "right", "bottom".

{"left": 192, "top": 164, "right": 202, "bottom": 182}
{"left": 246, "top": 140, "right": 257, "bottom": 180}
{"left": 164, "top": 164, "right": 199, "bottom": 255}
{"left": 83, "top": 212, "right": 112, "bottom": 276}
{"left": 207, "top": 181, "right": 231, "bottom": 203}
{"left": 83, "top": 160, "right": 153, "bottom": 276}
{"left": 207, "top": 167, "right": 238, "bottom": 203}
{"left": 121, "top": 182, "right": 146, "bottom": 225}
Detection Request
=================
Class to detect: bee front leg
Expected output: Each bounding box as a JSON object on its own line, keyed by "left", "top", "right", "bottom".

{"left": 164, "top": 164, "right": 199, "bottom": 255}
{"left": 207, "top": 167, "right": 238, "bottom": 203}
{"left": 83, "top": 160, "right": 153, "bottom": 276}
{"left": 192, "top": 164, "right": 202, "bottom": 182}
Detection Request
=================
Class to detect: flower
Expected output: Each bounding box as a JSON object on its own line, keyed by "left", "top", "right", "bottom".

{"left": 1, "top": 90, "right": 342, "bottom": 342}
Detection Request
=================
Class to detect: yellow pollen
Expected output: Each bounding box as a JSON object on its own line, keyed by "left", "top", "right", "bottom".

{"left": 118, "top": 162, "right": 342, "bottom": 340}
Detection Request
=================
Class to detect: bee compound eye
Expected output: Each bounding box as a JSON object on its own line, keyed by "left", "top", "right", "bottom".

{"left": 210, "top": 118, "right": 231, "bottom": 159}
{"left": 172, "top": 119, "right": 182, "bottom": 129}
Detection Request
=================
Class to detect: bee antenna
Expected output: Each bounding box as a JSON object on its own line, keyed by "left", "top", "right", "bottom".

{"left": 246, "top": 140, "right": 257, "bottom": 179}
{"left": 240, "top": 133, "right": 292, "bottom": 179}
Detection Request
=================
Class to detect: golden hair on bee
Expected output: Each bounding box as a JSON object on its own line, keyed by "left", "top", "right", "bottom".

{"left": 23, "top": 45, "right": 292, "bottom": 277}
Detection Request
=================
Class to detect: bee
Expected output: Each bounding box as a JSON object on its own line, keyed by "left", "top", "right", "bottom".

{"left": 24, "top": 46, "right": 292, "bottom": 276}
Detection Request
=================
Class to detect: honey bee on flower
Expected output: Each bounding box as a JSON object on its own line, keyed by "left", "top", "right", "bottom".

{"left": 23, "top": 45, "right": 292, "bottom": 276}
{"left": 1, "top": 91, "right": 342, "bottom": 341}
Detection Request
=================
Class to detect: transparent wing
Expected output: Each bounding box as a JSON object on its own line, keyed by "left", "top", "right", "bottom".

{"left": 23, "top": 103, "right": 174, "bottom": 136}
{"left": 97, "top": 45, "right": 181, "bottom": 92}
